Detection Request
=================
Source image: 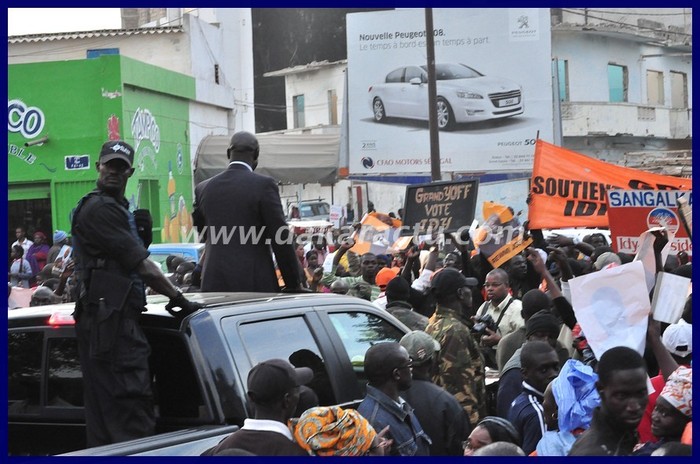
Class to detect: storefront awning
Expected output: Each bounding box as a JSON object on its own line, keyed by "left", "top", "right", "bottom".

{"left": 194, "top": 133, "right": 340, "bottom": 185}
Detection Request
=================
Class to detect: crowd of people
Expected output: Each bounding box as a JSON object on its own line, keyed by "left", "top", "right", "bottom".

{"left": 7, "top": 133, "right": 692, "bottom": 456}
{"left": 7, "top": 226, "right": 207, "bottom": 307}
{"left": 198, "top": 208, "right": 692, "bottom": 456}
{"left": 8, "top": 228, "right": 75, "bottom": 307}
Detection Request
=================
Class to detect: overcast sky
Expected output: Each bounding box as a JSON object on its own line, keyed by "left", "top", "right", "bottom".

{"left": 8, "top": 8, "right": 122, "bottom": 36}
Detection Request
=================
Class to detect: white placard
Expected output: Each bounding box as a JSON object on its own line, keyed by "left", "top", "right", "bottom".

{"left": 329, "top": 204, "right": 344, "bottom": 228}
{"left": 54, "top": 245, "right": 73, "bottom": 273}
{"left": 633, "top": 227, "right": 673, "bottom": 293}
{"left": 9, "top": 287, "right": 33, "bottom": 309}
{"left": 650, "top": 272, "right": 692, "bottom": 324}
{"left": 569, "top": 260, "right": 651, "bottom": 359}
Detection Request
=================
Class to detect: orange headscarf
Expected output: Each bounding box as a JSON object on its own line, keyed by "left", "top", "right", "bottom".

{"left": 290, "top": 406, "right": 376, "bottom": 456}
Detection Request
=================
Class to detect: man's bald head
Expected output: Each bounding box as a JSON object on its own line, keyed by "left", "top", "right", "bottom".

{"left": 364, "top": 342, "right": 406, "bottom": 385}
{"left": 227, "top": 131, "right": 260, "bottom": 168}
{"left": 330, "top": 280, "right": 349, "bottom": 294}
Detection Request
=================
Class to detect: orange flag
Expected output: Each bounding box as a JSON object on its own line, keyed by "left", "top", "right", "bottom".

{"left": 527, "top": 140, "right": 692, "bottom": 229}
{"left": 350, "top": 212, "right": 403, "bottom": 255}
{"left": 473, "top": 201, "right": 532, "bottom": 268}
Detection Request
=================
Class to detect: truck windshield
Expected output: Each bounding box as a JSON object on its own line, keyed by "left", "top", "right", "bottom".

{"left": 299, "top": 203, "right": 330, "bottom": 218}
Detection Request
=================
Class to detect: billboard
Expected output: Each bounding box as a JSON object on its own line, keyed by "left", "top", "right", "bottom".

{"left": 346, "top": 8, "right": 553, "bottom": 175}
{"left": 606, "top": 189, "right": 692, "bottom": 256}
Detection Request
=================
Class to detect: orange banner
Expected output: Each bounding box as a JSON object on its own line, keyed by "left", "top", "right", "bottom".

{"left": 350, "top": 212, "right": 403, "bottom": 256}
{"left": 528, "top": 140, "right": 692, "bottom": 229}
{"left": 474, "top": 201, "right": 532, "bottom": 268}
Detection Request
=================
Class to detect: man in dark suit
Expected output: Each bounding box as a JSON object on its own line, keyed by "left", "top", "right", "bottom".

{"left": 192, "top": 131, "right": 303, "bottom": 292}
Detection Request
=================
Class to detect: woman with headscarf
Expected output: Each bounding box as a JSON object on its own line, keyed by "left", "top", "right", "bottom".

{"left": 535, "top": 359, "right": 601, "bottom": 456}
{"left": 291, "top": 406, "right": 391, "bottom": 456}
{"left": 463, "top": 416, "right": 521, "bottom": 456}
{"left": 47, "top": 230, "right": 69, "bottom": 265}
{"left": 633, "top": 366, "right": 692, "bottom": 456}
{"left": 25, "top": 231, "right": 50, "bottom": 275}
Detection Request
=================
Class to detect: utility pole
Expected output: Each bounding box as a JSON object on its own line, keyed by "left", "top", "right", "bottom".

{"left": 425, "top": 8, "right": 441, "bottom": 182}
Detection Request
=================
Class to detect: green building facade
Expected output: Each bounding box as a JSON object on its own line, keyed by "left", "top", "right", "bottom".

{"left": 8, "top": 54, "right": 197, "bottom": 245}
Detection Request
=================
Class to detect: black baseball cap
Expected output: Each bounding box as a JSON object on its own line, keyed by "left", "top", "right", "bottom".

{"left": 430, "top": 267, "right": 479, "bottom": 298}
{"left": 247, "top": 359, "right": 313, "bottom": 404}
{"left": 99, "top": 140, "right": 134, "bottom": 167}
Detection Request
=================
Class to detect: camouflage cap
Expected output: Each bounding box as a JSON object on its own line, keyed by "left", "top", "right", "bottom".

{"left": 400, "top": 330, "right": 441, "bottom": 365}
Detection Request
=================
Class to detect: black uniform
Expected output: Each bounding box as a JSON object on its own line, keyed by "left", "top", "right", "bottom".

{"left": 401, "top": 375, "right": 471, "bottom": 455}
{"left": 71, "top": 189, "right": 155, "bottom": 447}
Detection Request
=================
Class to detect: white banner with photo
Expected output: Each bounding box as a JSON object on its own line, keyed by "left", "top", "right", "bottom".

{"left": 346, "top": 8, "right": 554, "bottom": 174}
{"left": 569, "top": 260, "right": 651, "bottom": 359}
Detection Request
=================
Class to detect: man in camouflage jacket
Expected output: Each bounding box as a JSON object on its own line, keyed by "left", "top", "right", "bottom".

{"left": 425, "top": 268, "right": 487, "bottom": 427}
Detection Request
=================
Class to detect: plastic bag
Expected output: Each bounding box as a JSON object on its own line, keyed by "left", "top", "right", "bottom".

{"left": 553, "top": 359, "right": 601, "bottom": 433}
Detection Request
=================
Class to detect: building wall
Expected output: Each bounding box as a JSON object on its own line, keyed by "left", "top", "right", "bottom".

{"left": 121, "top": 8, "right": 168, "bottom": 29}
{"left": 120, "top": 57, "right": 196, "bottom": 243}
{"left": 185, "top": 10, "right": 255, "bottom": 132}
{"left": 554, "top": 32, "right": 692, "bottom": 105}
{"left": 189, "top": 101, "right": 231, "bottom": 171}
{"left": 283, "top": 65, "right": 346, "bottom": 129}
{"left": 9, "top": 32, "right": 193, "bottom": 75}
{"left": 8, "top": 55, "right": 197, "bottom": 241}
{"left": 182, "top": 9, "right": 256, "bottom": 206}
{"left": 9, "top": 58, "right": 125, "bottom": 235}
{"left": 218, "top": 9, "right": 255, "bottom": 133}
{"left": 9, "top": 9, "right": 257, "bottom": 233}
{"left": 558, "top": 8, "right": 692, "bottom": 36}
{"left": 553, "top": 31, "right": 692, "bottom": 140}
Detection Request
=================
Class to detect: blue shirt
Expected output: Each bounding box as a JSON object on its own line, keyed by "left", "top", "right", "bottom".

{"left": 357, "top": 385, "right": 431, "bottom": 456}
{"left": 507, "top": 380, "right": 547, "bottom": 455}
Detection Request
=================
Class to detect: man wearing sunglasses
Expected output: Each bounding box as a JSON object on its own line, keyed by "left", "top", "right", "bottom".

{"left": 357, "top": 342, "right": 431, "bottom": 456}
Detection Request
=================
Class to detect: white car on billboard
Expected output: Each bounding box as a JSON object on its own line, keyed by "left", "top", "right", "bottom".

{"left": 368, "top": 63, "right": 524, "bottom": 130}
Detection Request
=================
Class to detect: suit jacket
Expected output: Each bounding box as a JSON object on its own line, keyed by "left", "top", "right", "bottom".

{"left": 203, "top": 429, "right": 308, "bottom": 456}
{"left": 192, "top": 163, "right": 301, "bottom": 292}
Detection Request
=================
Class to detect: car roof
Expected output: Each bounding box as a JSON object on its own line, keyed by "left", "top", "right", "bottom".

{"left": 7, "top": 292, "right": 380, "bottom": 326}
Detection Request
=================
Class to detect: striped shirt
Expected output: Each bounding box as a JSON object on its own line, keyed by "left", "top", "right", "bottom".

{"left": 507, "top": 380, "right": 547, "bottom": 455}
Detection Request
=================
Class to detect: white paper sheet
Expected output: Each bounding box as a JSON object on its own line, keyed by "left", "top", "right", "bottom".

{"left": 633, "top": 227, "right": 674, "bottom": 293}
{"left": 650, "top": 272, "right": 692, "bottom": 324}
{"left": 569, "top": 260, "right": 651, "bottom": 359}
{"left": 9, "top": 286, "right": 33, "bottom": 309}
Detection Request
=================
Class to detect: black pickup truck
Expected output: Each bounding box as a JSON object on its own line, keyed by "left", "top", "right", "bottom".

{"left": 8, "top": 292, "right": 410, "bottom": 455}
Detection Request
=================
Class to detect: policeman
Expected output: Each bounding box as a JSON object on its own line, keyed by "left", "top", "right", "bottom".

{"left": 71, "top": 140, "right": 201, "bottom": 447}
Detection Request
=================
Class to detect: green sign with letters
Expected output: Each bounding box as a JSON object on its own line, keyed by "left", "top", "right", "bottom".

{"left": 8, "top": 55, "right": 196, "bottom": 242}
